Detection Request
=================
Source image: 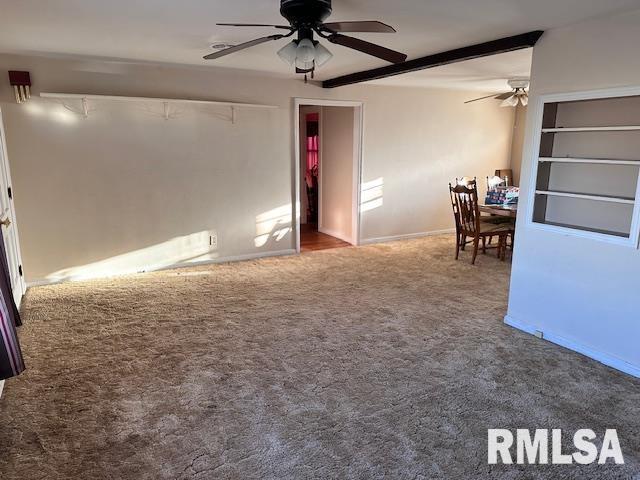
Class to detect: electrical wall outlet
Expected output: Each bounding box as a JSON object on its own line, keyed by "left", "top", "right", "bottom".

{"left": 209, "top": 233, "right": 218, "bottom": 249}
{"left": 534, "top": 330, "right": 544, "bottom": 339}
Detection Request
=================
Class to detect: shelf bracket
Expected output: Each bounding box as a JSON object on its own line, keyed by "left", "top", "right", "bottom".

{"left": 163, "top": 102, "right": 170, "bottom": 121}
{"left": 82, "top": 97, "right": 89, "bottom": 118}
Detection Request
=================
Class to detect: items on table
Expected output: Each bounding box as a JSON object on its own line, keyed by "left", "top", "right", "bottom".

{"left": 486, "top": 185, "right": 519, "bottom": 205}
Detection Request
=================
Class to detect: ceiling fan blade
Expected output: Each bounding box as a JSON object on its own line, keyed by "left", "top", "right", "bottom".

{"left": 217, "top": 23, "right": 292, "bottom": 30}
{"left": 203, "top": 35, "right": 285, "bottom": 60}
{"left": 464, "top": 93, "right": 501, "bottom": 104}
{"left": 327, "top": 34, "right": 407, "bottom": 64}
{"left": 495, "top": 92, "right": 514, "bottom": 100}
{"left": 322, "top": 21, "right": 396, "bottom": 33}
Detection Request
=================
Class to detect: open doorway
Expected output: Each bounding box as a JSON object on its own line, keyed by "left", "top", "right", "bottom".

{"left": 295, "top": 99, "right": 363, "bottom": 253}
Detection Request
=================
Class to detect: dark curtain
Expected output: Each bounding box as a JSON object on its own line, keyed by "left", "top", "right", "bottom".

{"left": 0, "top": 235, "right": 24, "bottom": 380}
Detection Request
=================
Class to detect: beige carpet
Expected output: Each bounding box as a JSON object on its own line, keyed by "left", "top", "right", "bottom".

{"left": 0, "top": 235, "right": 638, "bottom": 479}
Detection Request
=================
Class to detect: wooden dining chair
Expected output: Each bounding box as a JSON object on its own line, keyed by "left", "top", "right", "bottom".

{"left": 449, "top": 182, "right": 514, "bottom": 264}
{"left": 449, "top": 182, "right": 472, "bottom": 258}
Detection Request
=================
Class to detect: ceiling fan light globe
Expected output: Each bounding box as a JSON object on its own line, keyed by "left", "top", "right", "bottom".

{"left": 296, "top": 38, "right": 316, "bottom": 63}
{"left": 277, "top": 41, "right": 298, "bottom": 66}
{"left": 314, "top": 42, "right": 333, "bottom": 67}
{"left": 500, "top": 95, "right": 519, "bottom": 108}
{"left": 295, "top": 58, "right": 315, "bottom": 71}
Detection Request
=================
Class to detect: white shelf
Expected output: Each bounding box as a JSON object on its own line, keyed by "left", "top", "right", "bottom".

{"left": 535, "top": 190, "right": 636, "bottom": 205}
{"left": 539, "top": 157, "right": 640, "bottom": 166}
{"left": 540, "top": 221, "right": 629, "bottom": 238}
{"left": 40, "top": 92, "right": 278, "bottom": 109}
{"left": 542, "top": 126, "right": 640, "bottom": 133}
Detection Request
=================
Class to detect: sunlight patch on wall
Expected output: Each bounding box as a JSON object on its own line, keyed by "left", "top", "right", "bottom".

{"left": 24, "top": 102, "right": 46, "bottom": 117}
{"left": 46, "top": 230, "right": 218, "bottom": 282}
{"left": 51, "top": 107, "right": 80, "bottom": 125}
{"left": 25, "top": 100, "right": 80, "bottom": 125}
{"left": 255, "top": 204, "right": 292, "bottom": 248}
{"left": 361, "top": 177, "right": 384, "bottom": 213}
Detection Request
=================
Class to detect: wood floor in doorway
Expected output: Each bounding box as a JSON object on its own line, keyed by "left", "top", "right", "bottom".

{"left": 300, "top": 224, "right": 351, "bottom": 252}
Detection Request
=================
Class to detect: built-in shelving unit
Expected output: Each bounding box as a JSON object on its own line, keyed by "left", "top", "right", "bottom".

{"left": 531, "top": 94, "right": 640, "bottom": 245}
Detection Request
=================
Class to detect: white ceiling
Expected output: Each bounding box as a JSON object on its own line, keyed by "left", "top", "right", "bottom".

{"left": 1, "top": 0, "right": 639, "bottom": 91}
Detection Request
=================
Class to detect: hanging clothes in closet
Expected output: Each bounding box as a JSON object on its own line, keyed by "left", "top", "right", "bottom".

{"left": 0, "top": 234, "right": 24, "bottom": 380}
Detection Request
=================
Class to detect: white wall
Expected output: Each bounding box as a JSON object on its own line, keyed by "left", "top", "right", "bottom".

{"left": 507, "top": 8, "right": 640, "bottom": 377}
{"left": 0, "top": 53, "right": 515, "bottom": 283}
{"left": 320, "top": 106, "right": 354, "bottom": 243}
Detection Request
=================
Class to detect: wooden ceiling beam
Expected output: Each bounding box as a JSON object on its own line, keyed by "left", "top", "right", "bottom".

{"left": 322, "top": 30, "right": 544, "bottom": 89}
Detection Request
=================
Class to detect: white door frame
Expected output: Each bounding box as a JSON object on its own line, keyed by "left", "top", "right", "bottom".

{"left": 0, "top": 107, "right": 26, "bottom": 304}
{"left": 293, "top": 98, "right": 364, "bottom": 253}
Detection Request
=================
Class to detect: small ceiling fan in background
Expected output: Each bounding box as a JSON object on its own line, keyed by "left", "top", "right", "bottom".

{"left": 204, "top": 0, "right": 407, "bottom": 80}
{"left": 465, "top": 79, "right": 530, "bottom": 107}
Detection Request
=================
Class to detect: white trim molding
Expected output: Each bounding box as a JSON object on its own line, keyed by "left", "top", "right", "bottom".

{"left": 505, "top": 315, "right": 640, "bottom": 379}
{"left": 360, "top": 228, "right": 455, "bottom": 246}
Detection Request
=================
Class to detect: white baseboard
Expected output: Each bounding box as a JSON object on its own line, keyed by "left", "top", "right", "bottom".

{"left": 171, "top": 249, "right": 296, "bottom": 270}
{"left": 504, "top": 314, "right": 640, "bottom": 379}
{"left": 360, "top": 228, "right": 455, "bottom": 246}
{"left": 26, "top": 249, "right": 297, "bottom": 288}
{"left": 317, "top": 226, "right": 355, "bottom": 245}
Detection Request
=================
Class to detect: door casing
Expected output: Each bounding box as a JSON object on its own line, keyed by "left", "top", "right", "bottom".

{"left": 293, "top": 98, "right": 364, "bottom": 253}
{"left": 0, "top": 107, "right": 26, "bottom": 306}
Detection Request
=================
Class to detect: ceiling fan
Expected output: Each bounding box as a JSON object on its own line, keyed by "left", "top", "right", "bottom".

{"left": 204, "top": 0, "right": 407, "bottom": 79}
{"left": 465, "top": 79, "right": 530, "bottom": 107}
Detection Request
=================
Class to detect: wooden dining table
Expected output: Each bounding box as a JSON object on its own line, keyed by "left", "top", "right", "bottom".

{"left": 479, "top": 203, "right": 518, "bottom": 218}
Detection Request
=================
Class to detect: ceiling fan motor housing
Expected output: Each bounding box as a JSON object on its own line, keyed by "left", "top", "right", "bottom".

{"left": 280, "top": 0, "right": 332, "bottom": 26}
{"left": 508, "top": 79, "right": 530, "bottom": 90}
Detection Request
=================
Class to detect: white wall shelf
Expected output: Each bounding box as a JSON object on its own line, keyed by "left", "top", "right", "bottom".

{"left": 40, "top": 93, "right": 278, "bottom": 109}
{"left": 542, "top": 126, "right": 640, "bottom": 133}
{"left": 40, "top": 92, "right": 278, "bottom": 122}
{"left": 542, "top": 221, "right": 629, "bottom": 238}
{"left": 539, "top": 157, "right": 640, "bottom": 166}
{"left": 535, "top": 190, "right": 635, "bottom": 204}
